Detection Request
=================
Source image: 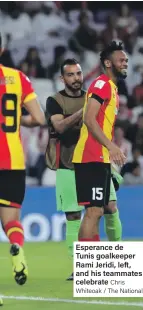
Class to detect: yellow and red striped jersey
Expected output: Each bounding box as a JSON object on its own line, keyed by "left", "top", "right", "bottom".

{"left": 73, "top": 74, "right": 119, "bottom": 163}
{"left": 0, "top": 65, "right": 37, "bottom": 170}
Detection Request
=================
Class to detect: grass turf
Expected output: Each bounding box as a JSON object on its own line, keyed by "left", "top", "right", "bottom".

{"left": 0, "top": 242, "right": 142, "bottom": 309}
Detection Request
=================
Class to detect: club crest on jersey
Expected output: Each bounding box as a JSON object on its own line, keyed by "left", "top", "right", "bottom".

{"left": 94, "top": 80, "right": 105, "bottom": 89}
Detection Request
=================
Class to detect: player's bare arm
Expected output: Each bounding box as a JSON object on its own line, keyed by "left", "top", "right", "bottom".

{"left": 84, "top": 97, "right": 126, "bottom": 166}
{"left": 51, "top": 108, "right": 83, "bottom": 134}
{"left": 23, "top": 98, "right": 46, "bottom": 126}
{"left": 21, "top": 115, "right": 46, "bottom": 127}
{"left": 21, "top": 115, "right": 39, "bottom": 127}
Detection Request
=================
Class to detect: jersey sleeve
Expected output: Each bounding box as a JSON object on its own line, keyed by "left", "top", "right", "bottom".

{"left": 20, "top": 72, "right": 37, "bottom": 103}
{"left": 46, "top": 97, "right": 63, "bottom": 117}
{"left": 88, "top": 79, "right": 110, "bottom": 104}
{"left": 45, "top": 97, "right": 63, "bottom": 125}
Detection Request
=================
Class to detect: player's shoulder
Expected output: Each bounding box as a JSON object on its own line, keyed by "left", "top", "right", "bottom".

{"left": 18, "top": 69, "right": 31, "bottom": 83}
{"left": 89, "top": 74, "right": 110, "bottom": 91}
{"left": 46, "top": 95, "right": 58, "bottom": 109}
{"left": 1, "top": 65, "right": 21, "bottom": 76}
{"left": 1, "top": 65, "right": 30, "bottom": 82}
{"left": 47, "top": 93, "right": 58, "bottom": 101}
{"left": 0, "top": 65, "right": 18, "bottom": 77}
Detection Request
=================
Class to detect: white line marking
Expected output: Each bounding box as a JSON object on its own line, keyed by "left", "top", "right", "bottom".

{"left": 1, "top": 295, "right": 143, "bottom": 307}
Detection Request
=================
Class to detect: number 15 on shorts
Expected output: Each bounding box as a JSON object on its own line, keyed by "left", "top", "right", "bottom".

{"left": 92, "top": 187, "right": 103, "bottom": 201}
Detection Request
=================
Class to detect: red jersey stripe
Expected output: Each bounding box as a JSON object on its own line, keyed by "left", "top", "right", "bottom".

{"left": 0, "top": 67, "right": 11, "bottom": 169}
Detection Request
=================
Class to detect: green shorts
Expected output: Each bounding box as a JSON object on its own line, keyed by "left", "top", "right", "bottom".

{"left": 110, "top": 178, "right": 117, "bottom": 202}
{"left": 56, "top": 169, "right": 119, "bottom": 212}
{"left": 56, "top": 169, "right": 84, "bottom": 212}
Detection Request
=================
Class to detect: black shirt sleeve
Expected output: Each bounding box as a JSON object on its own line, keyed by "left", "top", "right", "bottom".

{"left": 46, "top": 97, "right": 63, "bottom": 118}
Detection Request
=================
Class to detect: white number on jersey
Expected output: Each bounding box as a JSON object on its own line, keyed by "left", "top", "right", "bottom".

{"left": 92, "top": 187, "right": 103, "bottom": 200}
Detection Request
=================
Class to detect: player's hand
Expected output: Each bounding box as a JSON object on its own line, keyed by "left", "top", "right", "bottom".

{"left": 108, "top": 142, "right": 126, "bottom": 167}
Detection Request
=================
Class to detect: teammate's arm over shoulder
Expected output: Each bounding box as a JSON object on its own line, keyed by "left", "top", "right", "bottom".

{"left": 46, "top": 96, "right": 82, "bottom": 134}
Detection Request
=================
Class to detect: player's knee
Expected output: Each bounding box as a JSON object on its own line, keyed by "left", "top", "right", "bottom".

{"left": 0, "top": 207, "right": 20, "bottom": 227}
{"left": 65, "top": 211, "right": 81, "bottom": 221}
{"left": 86, "top": 207, "right": 103, "bottom": 219}
{"left": 104, "top": 201, "right": 117, "bottom": 214}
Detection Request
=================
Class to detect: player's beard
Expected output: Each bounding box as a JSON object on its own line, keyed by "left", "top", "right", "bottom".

{"left": 65, "top": 82, "right": 82, "bottom": 93}
{"left": 112, "top": 64, "right": 127, "bottom": 80}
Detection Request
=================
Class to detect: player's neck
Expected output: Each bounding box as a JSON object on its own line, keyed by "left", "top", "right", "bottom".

{"left": 106, "top": 71, "right": 117, "bottom": 86}
{"left": 64, "top": 87, "right": 81, "bottom": 97}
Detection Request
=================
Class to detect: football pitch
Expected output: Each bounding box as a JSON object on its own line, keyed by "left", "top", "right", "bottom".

{"left": 0, "top": 242, "right": 143, "bottom": 310}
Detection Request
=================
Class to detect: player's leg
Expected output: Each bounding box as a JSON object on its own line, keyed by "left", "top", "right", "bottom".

{"left": 65, "top": 211, "right": 81, "bottom": 280}
{"left": 65, "top": 211, "right": 81, "bottom": 257}
{"left": 0, "top": 206, "right": 27, "bottom": 284}
{"left": 104, "top": 180, "right": 122, "bottom": 241}
{"left": 74, "top": 162, "right": 111, "bottom": 241}
{"left": 56, "top": 169, "right": 83, "bottom": 255}
{"left": 104, "top": 168, "right": 123, "bottom": 241}
{"left": 0, "top": 170, "right": 27, "bottom": 285}
{"left": 78, "top": 206, "right": 103, "bottom": 241}
{"left": 56, "top": 169, "right": 83, "bottom": 279}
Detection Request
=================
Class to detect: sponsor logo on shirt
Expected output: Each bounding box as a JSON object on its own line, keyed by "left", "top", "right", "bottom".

{"left": 0, "top": 76, "right": 15, "bottom": 84}
{"left": 94, "top": 80, "right": 105, "bottom": 89}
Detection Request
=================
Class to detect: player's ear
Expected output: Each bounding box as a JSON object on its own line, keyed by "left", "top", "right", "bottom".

{"left": 60, "top": 75, "right": 64, "bottom": 84}
{"left": 0, "top": 48, "right": 4, "bottom": 56}
{"left": 104, "top": 59, "right": 111, "bottom": 68}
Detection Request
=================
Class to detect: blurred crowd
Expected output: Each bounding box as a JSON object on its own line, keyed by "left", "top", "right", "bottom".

{"left": 1, "top": 1, "right": 143, "bottom": 186}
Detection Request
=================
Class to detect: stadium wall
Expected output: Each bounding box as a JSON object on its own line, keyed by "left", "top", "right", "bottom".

{"left": 0, "top": 186, "right": 142, "bottom": 242}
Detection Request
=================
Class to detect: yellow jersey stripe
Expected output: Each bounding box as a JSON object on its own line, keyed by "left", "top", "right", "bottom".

{"left": 1, "top": 67, "right": 25, "bottom": 169}
{"left": 23, "top": 92, "right": 37, "bottom": 103}
{"left": 102, "top": 80, "right": 115, "bottom": 162}
{"left": 73, "top": 124, "right": 88, "bottom": 162}
{"left": 72, "top": 93, "right": 90, "bottom": 163}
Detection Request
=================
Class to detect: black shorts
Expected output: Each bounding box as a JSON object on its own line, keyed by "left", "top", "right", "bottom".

{"left": 0, "top": 170, "right": 26, "bottom": 208}
{"left": 74, "top": 162, "right": 111, "bottom": 207}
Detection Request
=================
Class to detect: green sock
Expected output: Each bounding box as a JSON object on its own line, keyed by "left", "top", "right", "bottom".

{"left": 104, "top": 210, "right": 122, "bottom": 241}
{"left": 66, "top": 220, "right": 81, "bottom": 257}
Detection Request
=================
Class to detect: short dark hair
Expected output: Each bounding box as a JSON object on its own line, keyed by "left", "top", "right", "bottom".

{"left": 100, "top": 41, "right": 124, "bottom": 68}
{"left": 61, "top": 58, "right": 79, "bottom": 75}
